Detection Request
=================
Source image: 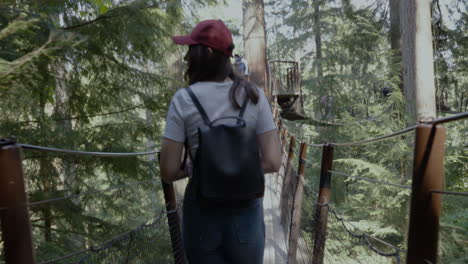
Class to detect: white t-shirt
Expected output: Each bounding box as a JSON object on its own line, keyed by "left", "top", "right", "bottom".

{"left": 163, "top": 80, "right": 276, "bottom": 158}
{"left": 241, "top": 58, "right": 249, "bottom": 75}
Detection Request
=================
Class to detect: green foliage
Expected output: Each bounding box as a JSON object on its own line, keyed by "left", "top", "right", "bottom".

{"left": 0, "top": 0, "right": 220, "bottom": 262}
{"left": 269, "top": 0, "right": 467, "bottom": 262}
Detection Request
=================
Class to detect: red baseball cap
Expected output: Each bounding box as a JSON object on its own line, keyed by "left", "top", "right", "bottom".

{"left": 172, "top": 19, "right": 234, "bottom": 57}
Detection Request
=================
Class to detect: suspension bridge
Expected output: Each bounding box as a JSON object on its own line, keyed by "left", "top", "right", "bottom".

{"left": 1, "top": 104, "right": 467, "bottom": 263}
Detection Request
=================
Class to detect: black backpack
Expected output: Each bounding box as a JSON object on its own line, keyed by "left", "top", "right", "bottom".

{"left": 185, "top": 86, "right": 265, "bottom": 204}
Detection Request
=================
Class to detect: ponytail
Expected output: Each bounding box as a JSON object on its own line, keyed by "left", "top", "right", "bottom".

{"left": 228, "top": 70, "right": 259, "bottom": 109}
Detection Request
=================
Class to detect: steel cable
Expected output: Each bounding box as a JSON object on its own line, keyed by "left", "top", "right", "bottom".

{"left": 424, "top": 111, "right": 468, "bottom": 125}
{"left": 329, "top": 170, "right": 412, "bottom": 189}
{"left": 28, "top": 179, "right": 159, "bottom": 207}
{"left": 430, "top": 190, "right": 468, "bottom": 197}
{"left": 19, "top": 143, "right": 160, "bottom": 157}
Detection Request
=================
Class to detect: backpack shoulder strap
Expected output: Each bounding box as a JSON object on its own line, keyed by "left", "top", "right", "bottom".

{"left": 185, "top": 87, "right": 211, "bottom": 126}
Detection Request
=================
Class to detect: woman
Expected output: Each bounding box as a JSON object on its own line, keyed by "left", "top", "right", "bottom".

{"left": 160, "top": 19, "right": 281, "bottom": 264}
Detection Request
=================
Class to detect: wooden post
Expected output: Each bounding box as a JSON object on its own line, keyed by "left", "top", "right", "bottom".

{"left": 312, "top": 144, "right": 334, "bottom": 264}
{"left": 287, "top": 143, "right": 308, "bottom": 264}
{"left": 161, "top": 180, "right": 187, "bottom": 264}
{"left": 273, "top": 103, "right": 279, "bottom": 120}
{"left": 281, "top": 127, "right": 288, "bottom": 152}
{"left": 0, "top": 139, "right": 36, "bottom": 264}
{"left": 280, "top": 136, "right": 296, "bottom": 221}
{"left": 407, "top": 125, "right": 445, "bottom": 264}
{"left": 158, "top": 154, "right": 187, "bottom": 264}
{"left": 278, "top": 119, "right": 283, "bottom": 138}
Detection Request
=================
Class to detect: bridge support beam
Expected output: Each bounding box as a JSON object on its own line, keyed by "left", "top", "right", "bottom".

{"left": 312, "top": 144, "right": 334, "bottom": 264}
{"left": 407, "top": 124, "right": 445, "bottom": 264}
{"left": 287, "top": 142, "right": 308, "bottom": 264}
{"left": 0, "top": 139, "right": 36, "bottom": 264}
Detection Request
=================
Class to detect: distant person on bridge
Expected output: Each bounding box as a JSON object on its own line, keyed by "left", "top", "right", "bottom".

{"left": 234, "top": 54, "right": 249, "bottom": 77}
{"left": 160, "top": 19, "right": 281, "bottom": 264}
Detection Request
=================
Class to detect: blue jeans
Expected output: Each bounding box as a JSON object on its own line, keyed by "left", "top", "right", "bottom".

{"left": 182, "top": 181, "right": 265, "bottom": 264}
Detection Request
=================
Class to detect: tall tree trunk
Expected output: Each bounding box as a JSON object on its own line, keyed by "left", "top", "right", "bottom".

{"left": 390, "top": 0, "right": 403, "bottom": 94}
{"left": 38, "top": 80, "right": 52, "bottom": 242}
{"left": 314, "top": 0, "right": 323, "bottom": 79}
{"left": 53, "top": 60, "right": 85, "bottom": 246}
{"left": 400, "top": 0, "right": 436, "bottom": 122}
{"left": 242, "top": 0, "right": 268, "bottom": 96}
{"left": 313, "top": 0, "right": 328, "bottom": 119}
{"left": 40, "top": 159, "right": 52, "bottom": 242}
{"left": 53, "top": 61, "right": 78, "bottom": 200}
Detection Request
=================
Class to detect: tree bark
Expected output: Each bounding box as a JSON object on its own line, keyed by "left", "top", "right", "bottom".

{"left": 390, "top": 0, "right": 403, "bottom": 93}
{"left": 314, "top": 0, "right": 325, "bottom": 120}
{"left": 400, "top": 0, "right": 437, "bottom": 122}
{"left": 242, "top": 0, "right": 268, "bottom": 96}
{"left": 38, "top": 72, "right": 53, "bottom": 242}
{"left": 53, "top": 61, "right": 78, "bottom": 202}
{"left": 314, "top": 0, "right": 323, "bottom": 79}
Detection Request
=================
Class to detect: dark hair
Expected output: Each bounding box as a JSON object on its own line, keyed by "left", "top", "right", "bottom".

{"left": 184, "top": 45, "right": 259, "bottom": 108}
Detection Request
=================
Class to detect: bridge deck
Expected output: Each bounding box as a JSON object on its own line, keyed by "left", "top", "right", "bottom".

{"left": 263, "top": 168, "right": 288, "bottom": 263}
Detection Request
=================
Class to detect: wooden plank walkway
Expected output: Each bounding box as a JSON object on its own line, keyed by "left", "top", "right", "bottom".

{"left": 263, "top": 156, "right": 288, "bottom": 264}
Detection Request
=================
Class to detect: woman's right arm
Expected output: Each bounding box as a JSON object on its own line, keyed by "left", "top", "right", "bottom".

{"left": 258, "top": 130, "right": 281, "bottom": 173}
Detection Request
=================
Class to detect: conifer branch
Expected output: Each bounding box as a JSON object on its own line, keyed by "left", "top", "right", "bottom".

{"left": 60, "top": 14, "right": 115, "bottom": 30}
{"left": 17, "top": 103, "right": 147, "bottom": 124}
{"left": 59, "top": 3, "right": 159, "bottom": 30}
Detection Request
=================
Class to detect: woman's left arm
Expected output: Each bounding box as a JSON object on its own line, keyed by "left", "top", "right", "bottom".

{"left": 160, "top": 138, "right": 187, "bottom": 183}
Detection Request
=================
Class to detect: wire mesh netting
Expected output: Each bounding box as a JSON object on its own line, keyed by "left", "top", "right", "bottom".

{"left": 0, "top": 145, "right": 178, "bottom": 264}
{"left": 38, "top": 213, "right": 172, "bottom": 264}
{"left": 297, "top": 188, "right": 405, "bottom": 264}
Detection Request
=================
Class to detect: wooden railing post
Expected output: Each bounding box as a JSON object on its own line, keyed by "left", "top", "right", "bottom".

{"left": 158, "top": 154, "right": 187, "bottom": 264}
{"left": 0, "top": 139, "right": 36, "bottom": 264}
{"left": 312, "top": 144, "right": 335, "bottom": 264}
{"left": 281, "top": 127, "right": 288, "bottom": 151}
{"left": 280, "top": 136, "right": 296, "bottom": 224}
{"left": 161, "top": 180, "right": 187, "bottom": 264}
{"left": 277, "top": 119, "right": 283, "bottom": 138}
{"left": 407, "top": 124, "right": 445, "bottom": 264}
{"left": 274, "top": 104, "right": 279, "bottom": 120}
{"left": 287, "top": 142, "right": 308, "bottom": 264}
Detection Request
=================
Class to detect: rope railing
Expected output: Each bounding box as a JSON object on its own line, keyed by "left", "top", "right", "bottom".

{"left": 329, "top": 170, "right": 412, "bottom": 189}
{"left": 1, "top": 107, "right": 466, "bottom": 264}
{"left": 0, "top": 140, "right": 187, "bottom": 264}
{"left": 280, "top": 115, "right": 416, "bottom": 147}
{"left": 29, "top": 180, "right": 158, "bottom": 207}
{"left": 273, "top": 109, "right": 468, "bottom": 264}
{"left": 429, "top": 190, "right": 468, "bottom": 197}
{"left": 424, "top": 111, "right": 468, "bottom": 125}
{"left": 0, "top": 178, "right": 160, "bottom": 212}
{"left": 19, "top": 143, "right": 160, "bottom": 157}
{"left": 278, "top": 110, "right": 468, "bottom": 148}
{"left": 331, "top": 126, "right": 416, "bottom": 147}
